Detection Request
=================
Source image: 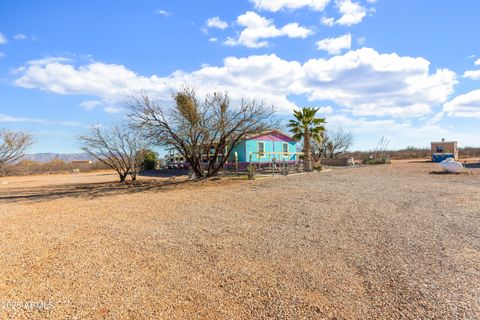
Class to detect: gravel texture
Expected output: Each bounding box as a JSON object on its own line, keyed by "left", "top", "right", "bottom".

{"left": 0, "top": 162, "right": 479, "bottom": 319}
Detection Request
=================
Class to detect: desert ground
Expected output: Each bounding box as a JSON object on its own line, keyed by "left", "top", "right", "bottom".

{"left": 0, "top": 162, "right": 479, "bottom": 319}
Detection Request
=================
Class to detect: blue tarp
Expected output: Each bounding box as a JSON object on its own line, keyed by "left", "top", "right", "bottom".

{"left": 432, "top": 153, "right": 454, "bottom": 163}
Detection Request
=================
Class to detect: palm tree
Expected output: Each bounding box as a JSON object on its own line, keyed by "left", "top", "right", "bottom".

{"left": 288, "top": 107, "right": 326, "bottom": 172}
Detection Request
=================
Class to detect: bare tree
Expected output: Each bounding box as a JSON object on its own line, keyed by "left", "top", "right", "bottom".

{"left": 312, "top": 128, "right": 353, "bottom": 160}
{"left": 0, "top": 129, "right": 33, "bottom": 167}
{"left": 78, "top": 124, "right": 147, "bottom": 182}
{"left": 128, "top": 88, "right": 275, "bottom": 179}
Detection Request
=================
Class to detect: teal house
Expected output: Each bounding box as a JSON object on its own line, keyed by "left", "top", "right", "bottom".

{"left": 166, "top": 130, "right": 299, "bottom": 169}
{"left": 228, "top": 130, "right": 298, "bottom": 163}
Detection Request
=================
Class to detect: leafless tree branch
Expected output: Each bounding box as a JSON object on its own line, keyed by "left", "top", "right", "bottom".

{"left": 78, "top": 124, "right": 148, "bottom": 182}
{"left": 312, "top": 128, "right": 353, "bottom": 161}
{"left": 0, "top": 130, "right": 33, "bottom": 166}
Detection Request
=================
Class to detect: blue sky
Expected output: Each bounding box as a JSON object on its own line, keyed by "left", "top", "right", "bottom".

{"left": 1, "top": 0, "right": 480, "bottom": 154}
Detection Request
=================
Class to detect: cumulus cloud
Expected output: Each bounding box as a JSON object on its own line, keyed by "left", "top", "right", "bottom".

{"left": 475, "top": 58, "right": 480, "bottom": 66}
{"left": 15, "top": 48, "right": 457, "bottom": 117}
{"left": 15, "top": 58, "right": 167, "bottom": 102}
{"left": 224, "top": 11, "right": 314, "bottom": 48}
{"left": 444, "top": 89, "right": 480, "bottom": 118}
{"left": 320, "top": 16, "right": 335, "bottom": 27}
{"left": 206, "top": 17, "right": 228, "bottom": 29}
{"left": 316, "top": 33, "right": 351, "bottom": 55}
{"left": 0, "top": 32, "right": 7, "bottom": 44}
{"left": 319, "top": 1, "right": 371, "bottom": 27}
{"left": 302, "top": 48, "right": 457, "bottom": 117}
{"left": 336, "top": 0, "right": 367, "bottom": 26}
{"left": 250, "top": 0, "right": 330, "bottom": 12}
{"left": 463, "top": 70, "right": 480, "bottom": 80}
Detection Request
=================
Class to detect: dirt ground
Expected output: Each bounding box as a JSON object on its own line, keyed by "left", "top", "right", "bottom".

{"left": 0, "top": 162, "right": 479, "bottom": 319}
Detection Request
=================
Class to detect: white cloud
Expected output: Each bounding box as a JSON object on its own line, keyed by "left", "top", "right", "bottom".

{"left": 15, "top": 59, "right": 164, "bottom": 102}
{"left": 335, "top": 0, "right": 367, "bottom": 26}
{"left": 154, "top": 10, "right": 170, "bottom": 16}
{"left": 316, "top": 106, "right": 334, "bottom": 114}
{"left": 24, "top": 56, "right": 73, "bottom": 66}
{"left": 303, "top": 48, "right": 457, "bottom": 117}
{"left": 321, "top": 0, "right": 374, "bottom": 27}
{"left": 250, "top": 0, "right": 330, "bottom": 12}
{"left": 0, "top": 52, "right": 5, "bottom": 59}
{"left": 79, "top": 100, "right": 103, "bottom": 110}
{"left": 357, "top": 36, "right": 366, "bottom": 45}
{"left": 444, "top": 89, "right": 480, "bottom": 118}
{"left": 15, "top": 48, "right": 457, "bottom": 118}
{"left": 224, "top": 11, "right": 314, "bottom": 48}
{"left": 104, "top": 106, "right": 124, "bottom": 114}
{"left": 320, "top": 16, "right": 335, "bottom": 27}
{"left": 316, "top": 33, "right": 351, "bottom": 55}
{"left": 14, "top": 33, "right": 27, "bottom": 40}
{"left": 79, "top": 100, "right": 123, "bottom": 113}
{"left": 463, "top": 70, "right": 480, "bottom": 80}
{"left": 463, "top": 59, "right": 480, "bottom": 80}
{"left": 209, "top": 37, "right": 218, "bottom": 42}
{"left": 15, "top": 54, "right": 302, "bottom": 113}
{"left": 0, "top": 32, "right": 7, "bottom": 44}
{"left": 206, "top": 17, "right": 228, "bottom": 29}
{"left": 0, "top": 113, "right": 82, "bottom": 126}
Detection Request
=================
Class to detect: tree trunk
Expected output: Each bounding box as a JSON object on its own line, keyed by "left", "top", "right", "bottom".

{"left": 188, "top": 157, "right": 205, "bottom": 179}
{"left": 119, "top": 173, "right": 126, "bottom": 182}
{"left": 304, "top": 130, "right": 313, "bottom": 172}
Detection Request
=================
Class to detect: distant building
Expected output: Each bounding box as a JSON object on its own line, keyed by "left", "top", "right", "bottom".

{"left": 431, "top": 139, "right": 458, "bottom": 162}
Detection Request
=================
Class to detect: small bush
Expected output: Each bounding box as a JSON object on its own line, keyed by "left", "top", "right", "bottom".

{"left": 138, "top": 149, "right": 158, "bottom": 171}
{"left": 363, "top": 157, "right": 391, "bottom": 165}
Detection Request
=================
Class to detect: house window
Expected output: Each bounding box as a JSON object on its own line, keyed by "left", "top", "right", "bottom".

{"left": 258, "top": 142, "right": 265, "bottom": 157}
{"left": 283, "top": 143, "right": 289, "bottom": 154}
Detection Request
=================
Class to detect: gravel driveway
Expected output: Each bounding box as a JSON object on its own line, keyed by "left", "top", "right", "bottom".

{"left": 0, "top": 162, "right": 479, "bottom": 319}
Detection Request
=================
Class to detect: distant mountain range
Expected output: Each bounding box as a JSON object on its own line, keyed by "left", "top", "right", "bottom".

{"left": 21, "top": 153, "right": 96, "bottom": 163}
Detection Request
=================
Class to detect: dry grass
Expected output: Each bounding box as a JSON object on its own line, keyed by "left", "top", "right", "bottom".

{"left": 0, "top": 162, "right": 479, "bottom": 319}
{"left": 0, "top": 160, "right": 109, "bottom": 177}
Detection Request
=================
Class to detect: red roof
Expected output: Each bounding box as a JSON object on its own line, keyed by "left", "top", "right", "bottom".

{"left": 245, "top": 130, "right": 295, "bottom": 142}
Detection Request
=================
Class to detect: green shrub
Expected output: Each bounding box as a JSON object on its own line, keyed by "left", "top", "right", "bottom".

{"left": 138, "top": 149, "right": 158, "bottom": 171}
{"left": 362, "top": 157, "right": 391, "bottom": 165}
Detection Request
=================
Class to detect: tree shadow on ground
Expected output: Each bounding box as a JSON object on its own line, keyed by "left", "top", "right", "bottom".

{"left": 464, "top": 163, "right": 480, "bottom": 169}
{"left": 403, "top": 159, "right": 431, "bottom": 163}
{"left": 0, "top": 178, "right": 190, "bottom": 204}
{"left": 139, "top": 169, "right": 188, "bottom": 178}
